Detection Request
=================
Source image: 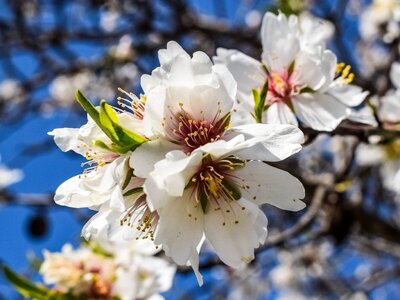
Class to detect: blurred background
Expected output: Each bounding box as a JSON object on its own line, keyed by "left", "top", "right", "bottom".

{"left": 1, "top": 0, "right": 400, "bottom": 299}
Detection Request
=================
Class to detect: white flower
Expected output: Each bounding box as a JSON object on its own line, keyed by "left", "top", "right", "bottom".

{"left": 0, "top": 157, "right": 23, "bottom": 189}
{"left": 214, "top": 12, "right": 369, "bottom": 131}
{"left": 128, "top": 42, "right": 306, "bottom": 284}
{"left": 132, "top": 131, "right": 305, "bottom": 284}
{"left": 360, "top": 0, "right": 400, "bottom": 42}
{"left": 49, "top": 115, "right": 122, "bottom": 208}
{"left": 379, "top": 62, "right": 400, "bottom": 123}
{"left": 40, "top": 241, "right": 175, "bottom": 299}
{"left": 357, "top": 140, "right": 400, "bottom": 194}
{"left": 40, "top": 244, "right": 116, "bottom": 295}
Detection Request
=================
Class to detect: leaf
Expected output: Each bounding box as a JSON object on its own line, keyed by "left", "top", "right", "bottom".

{"left": 100, "top": 101, "right": 147, "bottom": 151}
{"left": 253, "top": 80, "right": 268, "bottom": 123}
{"left": 75, "top": 90, "right": 100, "bottom": 125}
{"left": 3, "top": 266, "right": 53, "bottom": 300}
{"left": 76, "top": 91, "right": 147, "bottom": 153}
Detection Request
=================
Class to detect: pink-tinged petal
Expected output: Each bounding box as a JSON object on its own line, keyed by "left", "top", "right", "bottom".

{"left": 234, "top": 161, "right": 305, "bottom": 210}
{"left": 154, "top": 191, "right": 204, "bottom": 265}
{"left": 292, "top": 93, "right": 349, "bottom": 131}
{"left": 204, "top": 199, "right": 268, "bottom": 268}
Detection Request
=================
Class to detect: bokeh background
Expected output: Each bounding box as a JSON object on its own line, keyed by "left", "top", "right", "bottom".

{"left": 1, "top": 0, "right": 400, "bottom": 299}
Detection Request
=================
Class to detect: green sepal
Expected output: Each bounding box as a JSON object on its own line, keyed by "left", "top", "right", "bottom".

{"left": 214, "top": 113, "right": 231, "bottom": 132}
{"left": 222, "top": 179, "right": 241, "bottom": 201}
{"left": 2, "top": 266, "right": 63, "bottom": 300}
{"left": 123, "top": 187, "right": 143, "bottom": 197}
{"left": 300, "top": 86, "right": 315, "bottom": 94}
{"left": 93, "top": 140, "right": 113, "bottom": 152}
{"left": 199, "top": 191, "right": 209, "bottom": 214}
{"left": 75, "top": 90, "right": 147, "bottom": 153}
{"left": 122, "top": 168, "right": 135, "bottom": 190}
{"left": 252, "top": 80, "right": 268, "bottom": 123}
{"left": 75, "top": 89, "right": 101, "bottom": 125}
{"left": 100, "top": 100, "right": 147, "bottom": 151}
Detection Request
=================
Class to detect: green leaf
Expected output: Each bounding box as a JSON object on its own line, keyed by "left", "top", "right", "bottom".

{"left": 3, "top": 266, "right": 53, "bottom": 300}
{"left": 253, "top": 80, "right": 268, "bottom": 123}
{"left": 100, "top": 100, "right": 147, "bottom": 151}
{"left": 93, "top": 140, "right": 113, "bottom": 151}
{"left": 75, "top": 90, "right": 100, "bottom": 125}
{"left": 99, "top": 100, "right": 120, "bottom": 143}
{"left": 76, "top": 91, "right": 147, "bottom": 153}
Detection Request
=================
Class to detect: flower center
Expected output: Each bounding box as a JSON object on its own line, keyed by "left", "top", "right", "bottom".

{"left": 165, "top": 104, "right": 230, "bottom": 154}
{"left": 120, "top": 193, "right": 159, "bottom": 242}
{"left": 79, "top": 146, "right": 119, "bottom": 178}
{"left": 189, "top": 155, "right": 246, "bottom": 214}
{"left": 267, "top": 72, "right": 299, "bottom": 104}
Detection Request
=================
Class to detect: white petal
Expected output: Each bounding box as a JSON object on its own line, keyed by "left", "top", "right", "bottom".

{"left": 158, "top": 41, "right": 189, "bottom": 70}
{"left": 204, "top": 199, "right": 268, "bottom": 268}
{"left": 234, "top": 161, "right": 305, "bottom": 210}
{"left": 214, "top": 48, "right": 265, "bottom": 99}
{"left": 48, "top": 128, "right": 80, "bottom": 153}
{"left": 379, "top": 93, "right": 400, "bottom": 123}
{"left": 143, "top": 175, "right": 176, "bottom": 211}
{"left": 293, "top": 51, "right": 327, "bottom": 90}
{"left": 348, "top": 105, "right": 378, "bottom": 127}
{"left": 54, "top": 174, "right": 109, "bottom": 208}
{"left": 129, "top": 139, "right": 178, "bottom": 178}
{"left": 142, "top": 85, "right": 167, "bottom": 136}
{"left": 390, "top": 62, "right": 400, "bottom": 89}
{"left": 292, "top": 93, "right": 349, "bottom": 131}
{"left": 261, "top": 12, "right": 300, "bottom": 71}
{"left": 196, "top": 134, "right": 247, "bottom": 160}
{"left": 154, "top": 191, "right": 204, "bottom": 265}
{"left": 226, "top": 124, "right": 304, "bottom": 161}
{"left": 148, "top": 150, "right": 202, "bottom": 198}
{"left": 264, "top": 102, "right": 298, "bottom": 126}
{"left": 327, "top": 84, "right": 369, "bottom": 107}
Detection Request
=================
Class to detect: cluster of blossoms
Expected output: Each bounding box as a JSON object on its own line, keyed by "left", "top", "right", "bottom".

{"left": 32, "top": 238, "right": 175, "bottom": 300}
{"left": 360, "top": 0, "right": 400, "bottom": 43}
{"left": 357, "top": 62, "right": 400, "bottom": 195}
{"left": 49, "top": 11, "right": 372, "bottom": 287}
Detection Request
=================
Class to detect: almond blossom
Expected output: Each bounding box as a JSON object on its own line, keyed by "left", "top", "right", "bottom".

{"left": 49, "top": 101, "right": 160, "bottom": 244}
{"left": 129, "top": 42, "right": 306, "bottom": 284}
{"left": 39, "top": 240, "right": 176, "bottom": 300}
{"left": 214, "top": 12, "right": 370, "bottom": 131}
